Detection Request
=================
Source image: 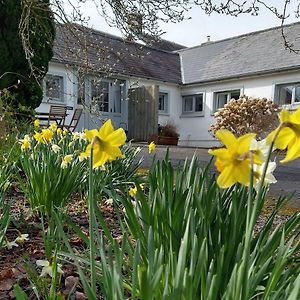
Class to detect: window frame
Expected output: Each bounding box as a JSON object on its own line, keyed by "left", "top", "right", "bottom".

{"left": 158, "top": 91, "right": 169, "bottom": 115}
{"left": 181, "top": 93, "right": 205, "bottom": 117}
{"left": 43, "top": 74, "right": 65, "bottom": 103}
{"left": 213, "top": 89, "right": 241, "bottom": 112}
{"left": 275, "top": 82, "right": 300, "bottom": 107}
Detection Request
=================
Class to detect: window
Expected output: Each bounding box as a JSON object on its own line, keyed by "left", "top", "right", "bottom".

{"left": 44, "top": 75, "right": 64, "bottom": 102}
{"left": 159, "top": 92, "right": 169, "bottom": 114}
{"left": 182, "top": 94, "right": 204, "bottom": 115}
{"left": 276, "top": 83, "right": 300, "bottom": 106}
{"left": 214, "top": 89, "right": 240, "bottom": 112}
{"left": 91, "top": 80, "right": 109, "bottom": 112}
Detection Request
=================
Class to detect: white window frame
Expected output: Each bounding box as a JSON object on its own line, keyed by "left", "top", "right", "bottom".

{"left": 274, "top": 82, "right": 300, "bottom": 108}
{"left": 158, "top": 91, "right": 169, "bottom": 115}
{"left": 213, "top": 89, "right": 241, "bottom": 112}
{"left": 43, "top": 74, "right": 65, "bottom": 103}
{"left": 181, "top": 93, "right": 205, "bottom": 117}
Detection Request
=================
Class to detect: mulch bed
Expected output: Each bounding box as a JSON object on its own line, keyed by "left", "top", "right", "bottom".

{"left": 0, "top": 185, "right": 123, "bottom": 299}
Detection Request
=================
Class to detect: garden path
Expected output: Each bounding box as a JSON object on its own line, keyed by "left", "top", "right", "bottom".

{"left": 134, "top": 143, "right": 300, "bottom": 209}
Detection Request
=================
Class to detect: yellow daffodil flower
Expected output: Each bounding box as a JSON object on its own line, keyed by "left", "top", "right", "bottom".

{"left": 129, "top": 186, "right": 137, "bottom": 197}
{"left": 20, "top": 135, "right": 31, "bottom": 151}
{"left": 34, "top": 131, "right": 43, "bottom": 144}
{"left": 63, "top": 129, "right": 68, "bottom": 136}
{"left": 42, "top": 129, "right": 54, "bottom": 143}
{"left": 82, "top": 119, "right": 126, "bottom": 168}
{"left": 33, "top": 119, "right": 40, "bottom": 128}
{"left": 128, "top": 183, "right": 144, "bottom": 197}
{"left": 148, "top": 141, "right": 156, "bottom": 153}
{"left": 268, "top": 108, "right": 300, "bottom": 163}
{"left": 36, "top": 259, "right": 63, "bottom": 277}
{"left": 49, "top": 123, "right": 58, "bottom": 131}
{"left": 79, "top": 152, "right": 89, "bottom": 162}
{"left": 209, "top": 130, "right": 262, "bottom": 188}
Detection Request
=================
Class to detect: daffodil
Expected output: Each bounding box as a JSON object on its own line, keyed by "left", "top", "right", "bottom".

{"left": 268, "top": 108, "right": 300, "bottom": 163}
{"left": 104, "top": 198, "right": 114, "bottom": 205}
{"left": 250, "top": 138, "right": 271, "bottom": 160}
{"left": 57, "top": 128, "right": 63, "bottom": 136}
{"left": 148, "top": 141, "right": 156, "bottom": 153}
{"left": 61, "top": 154, "right": 73, "bottom": 169}
{"left": 72, "top": 132, "right": 80, "bottom": 140}
{"left": 128, "top": 184, "right": 144, "bottom": 197}
{"left": 33, "top": 119, "right": 40, "bottom": 128}
{"left": 209, "top": 130, "right": 262, "bottom": 188}
{"left": 34, "top": 131, "right": 43, "bottom": 144}
{"left": 20, "top": 135, "right": 31, "bottom": 151}
{"left": 36, "top": 259, "right": 63, "bottom": 277}
{"left": 79, "top": 152, "right": 89, "bottom": 162}
{"left": 63, "top": 129, "right": 68, "bottom": 136}
{"left": 82, "top": 119, "right": 126, "bottom": 168}
{"left": 253, "top": 161, "right": 277, "bottom": 190}
{"left": 79, "top": 132, "right": 86, "bottom": 140}
{"left": 129, "top": 186, "right": 137, "bottom": 197}
{"left": 15, "top": 233, "right": 29, "bottom": 245}
{"left": 41, "top": 129, "right": 54, "bottom": 143}
{"left": 4, "top": 240, "right": 19, "bottom": 249}
{"left": 51, "top": 144, "right": 61, "bottom": 154}
{"left": 49, "top": 123, "right": 58, "bottom": 131}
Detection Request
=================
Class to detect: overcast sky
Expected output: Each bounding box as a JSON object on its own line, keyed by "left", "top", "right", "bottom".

{"left": 67, "top": 1, "right": 299, "bottom": 47}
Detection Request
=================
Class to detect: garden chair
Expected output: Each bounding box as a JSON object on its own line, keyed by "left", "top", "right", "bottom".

{"left": 48, "top": 105, "right": 67, "bottom": 128}
{"left": 64, "top": 108, "right": 83, "bottom": 132}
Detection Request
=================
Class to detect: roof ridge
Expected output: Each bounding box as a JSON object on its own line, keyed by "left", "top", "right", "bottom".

{"left": 177, "top": 20, "right": 300, "bottom": 52}
{"left": 58, "top": 22, "right": 182, "bottom": 55}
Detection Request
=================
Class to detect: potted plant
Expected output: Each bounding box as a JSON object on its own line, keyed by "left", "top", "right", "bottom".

{"left": 149, "top": 121, "right": 179, "bottom": 146}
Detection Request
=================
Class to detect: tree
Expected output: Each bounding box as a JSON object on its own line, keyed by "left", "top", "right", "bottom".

{"left": 0, "top": 0, "right": 55, "bottom": 109}
{"left": 51, "top": 0, "right": 300, "bottom": 51}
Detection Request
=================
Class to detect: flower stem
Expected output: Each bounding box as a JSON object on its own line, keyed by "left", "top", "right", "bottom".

{"left": 89, "top": 146, "right": 96, "bottom": 291}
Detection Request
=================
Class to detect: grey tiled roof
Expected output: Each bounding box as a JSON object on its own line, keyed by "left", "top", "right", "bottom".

{"left": 52, "top": 24, "right": 182, "bottom": 84}
{"left": 179, "top": 22, "right": 300, "bottom": 85}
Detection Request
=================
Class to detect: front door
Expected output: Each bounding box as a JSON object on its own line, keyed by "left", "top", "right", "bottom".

{"left": 84, "top": 77, "right": 126, "bottom": 130}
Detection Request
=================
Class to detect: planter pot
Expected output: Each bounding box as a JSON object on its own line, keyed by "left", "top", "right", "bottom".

{"left": 149, "top": 135, "right": 179, "bottom": 146}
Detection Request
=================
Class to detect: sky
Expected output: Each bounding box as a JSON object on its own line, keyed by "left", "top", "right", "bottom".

{"left": 66, "top": 1, "right": 299, "bottom": 47}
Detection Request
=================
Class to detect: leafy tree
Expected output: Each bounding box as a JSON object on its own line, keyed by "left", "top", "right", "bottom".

{"left": 0, "top": 0, "right": 55, "bottom": 109}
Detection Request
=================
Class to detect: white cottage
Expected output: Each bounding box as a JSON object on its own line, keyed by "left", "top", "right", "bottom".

{"left": 39, "top": 22, "right": 300, "bottom": 147}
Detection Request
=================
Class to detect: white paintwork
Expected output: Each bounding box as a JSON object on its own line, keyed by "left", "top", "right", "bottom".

{"left": 177, "top": 71, "right": 300, "bottom": 147}
{"left": 38, "top": 63, "right": 300, "bottom": 147}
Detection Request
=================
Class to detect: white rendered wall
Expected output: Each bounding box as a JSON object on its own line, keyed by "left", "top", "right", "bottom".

{"left": 36, "top": 63, "right": 78, "bottom": 127}
{"left": 177, "top": 70, "right": 300, "bottom": 147}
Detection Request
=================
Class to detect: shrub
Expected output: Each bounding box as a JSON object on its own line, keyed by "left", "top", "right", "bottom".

{"left": 158, "top": 121, "right": 179, "bottom": 138}
{"left": 209, "top": 96, "right": 279, "bottom": 140}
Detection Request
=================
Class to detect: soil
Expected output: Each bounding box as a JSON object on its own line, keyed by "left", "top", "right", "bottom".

{"left": 0, "top": 185, "right": 122, "bottom": 299}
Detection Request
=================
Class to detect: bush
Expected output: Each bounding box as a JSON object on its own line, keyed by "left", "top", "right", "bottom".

{"left": 158, "top": 121, "right": 179, "bottom": 138}
{"left": 210, "top": 96, "right": 279, "bottom": 140}
{"left": 0, "top": 88, "right": 34, "bottom": 137}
